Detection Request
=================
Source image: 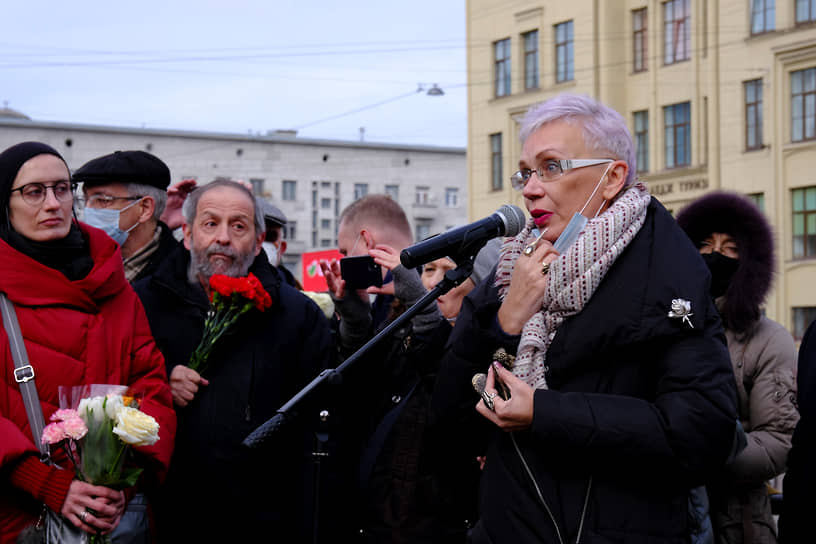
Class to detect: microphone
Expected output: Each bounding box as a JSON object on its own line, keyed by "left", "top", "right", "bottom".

{"left": 400, "top": 204, "right": 526, "bottom": 269}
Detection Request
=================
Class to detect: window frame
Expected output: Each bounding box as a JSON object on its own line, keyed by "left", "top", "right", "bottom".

{"left": 445, "top": 187, "right": 459, "bottom": 208}
{"left": 745, "top": 79, "right": 764, "bottom": 150}
{"left": 523, "top": 30, "right": 540, "bottom": 90}
{"left": 664, "top": 102, "right": 691, "bottom": 169}
{"left": 353, "top": 183, "right": 368, "bottom": 200}
{"left": 796, "top": 0, "right": 816, "bottom": 24}
{"left": 663, "top": 0, "right": 690, "bottom": 65}
{"left": 555, "top": 21, "right": 574, "bottom": 83}
{"left": 633, "top": 110, "right": 649, "bottom": 173}
{"left": 751, "top": 0, "right": 775, "bottom": 34}
{"left": 792, "top": 67, "right": 816, "bottom": 143}
{"left": 493, "top": 38, "right": 511, "bottom": 97}
{"left": 633, "top": 8, "right": 648, "bottom": 73}
{"left": 282, "top": 179, "right": 297, "bottom": 201}
{"left": 792, "top": 186, "right": 816, "bottom": 259}
{"left": 415, "top": 186, "right": 431, "bottom": 206}
{"left": 490, "top": 133, "right": 503, "bottom": 191}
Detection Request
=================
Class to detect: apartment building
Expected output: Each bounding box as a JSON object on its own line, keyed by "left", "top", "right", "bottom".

{"left": 467, "top": 0, "right": 816, "bottom": 337}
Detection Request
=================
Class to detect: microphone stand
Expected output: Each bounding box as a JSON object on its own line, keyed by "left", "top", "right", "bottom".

{"left": 242, "top": 258, "right": 476, "bottom": 544}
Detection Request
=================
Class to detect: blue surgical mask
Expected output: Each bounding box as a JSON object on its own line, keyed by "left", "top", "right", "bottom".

{"left": 552, "top": 163, "right": 613, "bottom": 253}
{"left": 82, "top": 199, "right": 141, "bottom": 245}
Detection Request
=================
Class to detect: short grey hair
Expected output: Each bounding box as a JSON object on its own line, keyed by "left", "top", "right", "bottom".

{"left": 181, "top": 179, "right": 264, "bottom": 235}
{"left": 125, "top": 182, "right": 167, "bottom": 220}
{"left": 519, "top": 93, "right": 637, "bottom": 187}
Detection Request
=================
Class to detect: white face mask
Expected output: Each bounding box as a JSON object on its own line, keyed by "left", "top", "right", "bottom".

{"left": 262, "top": 241, "right": 280, "bottom": 266}
{"left": 82, "top": 198, "right": 142, "bottom": 246}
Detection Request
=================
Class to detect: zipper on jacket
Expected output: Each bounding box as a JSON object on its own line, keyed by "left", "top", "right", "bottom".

{"left": 510, "top": 434, "right": 592, "bottom": 544}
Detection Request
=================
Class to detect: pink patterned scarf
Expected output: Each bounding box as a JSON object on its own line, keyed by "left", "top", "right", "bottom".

{"left": 494, "top": 182, "right": 651, "bottom": 389}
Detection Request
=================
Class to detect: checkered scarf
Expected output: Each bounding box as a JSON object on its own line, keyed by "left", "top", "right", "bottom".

{"left": 494, "top": 182, "right": 651, "bottom": 389}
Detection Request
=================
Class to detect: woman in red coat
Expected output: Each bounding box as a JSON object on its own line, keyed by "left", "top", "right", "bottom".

{"left": 0, "top": 142, "right": 176, "bottom": 543}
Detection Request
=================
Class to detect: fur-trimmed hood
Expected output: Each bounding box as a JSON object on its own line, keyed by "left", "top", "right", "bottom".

{"left": 675, "top": 191, "right": 775, "bottom": 335}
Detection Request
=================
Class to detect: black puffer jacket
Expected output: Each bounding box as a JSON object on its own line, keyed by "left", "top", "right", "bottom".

{"left": 134, "top": 247, "right": 333, "bottom": 542}
{"left": 433, "top": 198, "right": 737, "bottom": 543}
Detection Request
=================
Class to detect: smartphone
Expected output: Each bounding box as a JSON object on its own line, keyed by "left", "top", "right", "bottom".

{"left": 340, "top": 255, "right": 383, "bottom": 289}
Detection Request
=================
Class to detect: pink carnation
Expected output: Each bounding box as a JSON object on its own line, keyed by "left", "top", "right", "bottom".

{"left": 41, "top": 422, "right": 66, "bottom": 445}
{"left": 61, "top": 416, "right": 88, "bottom": 440}
{"left": 50, "top": 409, "right": 80, "bottom": 422}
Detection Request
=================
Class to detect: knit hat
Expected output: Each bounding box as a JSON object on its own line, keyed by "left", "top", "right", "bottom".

{"left": 73, "top": 150, "right": 171, "bottom": 191}
{"left": 0, "top": 141, "right": 68, "bottom": 232}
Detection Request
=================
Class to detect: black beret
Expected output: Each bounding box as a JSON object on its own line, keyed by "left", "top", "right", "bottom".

{"left": 74, "top": 150, "right": 171, "bottom": 191}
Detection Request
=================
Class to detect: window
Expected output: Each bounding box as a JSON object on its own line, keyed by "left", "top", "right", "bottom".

{"left": 751, "top": 0, "right": 775, "bottom": 33}
{"left": 385, "top": 184, "right": 399, "bottom": 200}
{"left": 634, "top": 110, "right": 649, "bottom": 173}
{"left": 415, "top": 221, "right": 432, "bottom": 242}
{"left": 311, "top": 210, "right": 317, "bottom": 229}
{"left": 321, "top": 219, "right": 331, "bottom": 229}
{"left": 490, "top": 133, "right": 503, "bottom": 191}
{"left": 415, "top": 186, "right": 431, "bottom": 206}
{"left": 250, "top": 178, "right": 265, "bottom": 195}
{"left": 663, "top": 0, "right": 690, "bottom": 65}
{"left": 793, "top": 186, "right": 816, "bottom": 258}
{"left": 321, "top": 181, "right": 331, "bottom": 188}
{"left": 555, "top": 21, "right": 574, "bottom": 83}
{"left": 321, "top": 198, "right": 331, "bottom": 209}
{"left": 523, "top": 30, "right": 539, "bottom": 90}
{"left": 354, "top": 183, "right": 368, "bottom": 200}
{"left": 745, "top": 79, "right": 764, "bottom": 150}
{"left": 494, "top": 38, "right": 511, "bottom": 97}
{"left": 311, "top": 231, "right": 317, "bottom": 247}
{"left": 311, "top": 189, "right": 317, "bottom": 208}
{"left": 320, "top": 239, "right": 332, "bottom": 248}
{"left": 283, "top": 221, "right": 296, "bottom": 240}
{"left": 796, "top": 0, "right": 816, "bottom": 23}
{"left": 633, "top": 8, "right": 648, "bottom": 72}
{"left": 792, "top": 68, "right": 816, "bottom": 142}
{"left": 747, "top": 192, "right": 765, "bottom": 213}
{"left": 445, "top": 188, "right": 459, "bottom": 208}
{"left": 282, "top": 180, "right": 297, "bottom": 201}
{"left": 794, "top": 307, "right": 816, "bottom": 340}
{"left": 664, "top": 102, "right": 691, "bottom": 168}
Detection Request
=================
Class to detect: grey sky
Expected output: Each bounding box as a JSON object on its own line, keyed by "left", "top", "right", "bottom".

{"left": 1, "top": 0, "right": 467, "bottom": 147}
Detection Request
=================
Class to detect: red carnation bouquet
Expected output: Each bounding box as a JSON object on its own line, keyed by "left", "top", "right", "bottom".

{"left": 188, "top": 273, "right": 273, "bottom": 375}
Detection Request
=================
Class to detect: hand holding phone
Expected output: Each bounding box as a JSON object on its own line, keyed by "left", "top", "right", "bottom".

{"left": 340, "top": 255, "right": 383, "bottom": 290}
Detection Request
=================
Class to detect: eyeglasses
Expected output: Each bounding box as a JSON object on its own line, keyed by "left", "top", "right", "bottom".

{"left": 10, "top": 181, "right": 77, "bottom": 205}
{"left": 510, "top": 159, "right": 614, "bottom": 191}
{"left": 79, "top": 194, "right": 143, "bottom": 209}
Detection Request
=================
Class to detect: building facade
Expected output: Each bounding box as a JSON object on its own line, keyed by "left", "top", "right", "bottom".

{"left": 467, "top": 0, "right": 816, "bottom": 338}
{"left": 0, "top": 115, "right": 467, "bottom": 281}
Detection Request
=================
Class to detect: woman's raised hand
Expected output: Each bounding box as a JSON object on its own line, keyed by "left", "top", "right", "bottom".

{"left": 497, "top": 237, "right": 559, "bottom": 335}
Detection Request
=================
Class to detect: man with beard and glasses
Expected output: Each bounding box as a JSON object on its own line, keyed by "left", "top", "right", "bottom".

{"left": 133, "top": 179, "right": 333, "bottom": 542}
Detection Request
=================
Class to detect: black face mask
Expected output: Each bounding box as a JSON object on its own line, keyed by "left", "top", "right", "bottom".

{"left": 701, "top": 251, "right": 739, "bottom": 298}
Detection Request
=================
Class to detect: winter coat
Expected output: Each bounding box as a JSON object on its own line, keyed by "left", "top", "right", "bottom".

{"left": 707, "top": 317, "right": 798, "bottom": 544}
{"left": 0, "top": 223, "right": 176, "bottom": 543}
{"left": 129, "top": 221, "right": 180, "bottom": 284}
{"left": 433, "top": 198, "right": 738, "bottom": 543}
{"left": 133, "top": 247, "right": 333, "bottom": 542}
{"left": 676, "top": 191, "right": 798, "bottom": 544}
{"left": 779, "top": 319, "right": 816, "bottom": 543}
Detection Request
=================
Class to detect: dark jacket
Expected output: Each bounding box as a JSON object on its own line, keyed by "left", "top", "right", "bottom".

{"left": 433, "top": 199, "right": 737, "bottom": 543}
{"left": 779, "top": 319, "right": 816, "bottom": 543}
{"left": 130, "top": 221, "right": 180, "bottom": 284}
{"left": 133, "top": 248, "right": 332, "bottom": 542}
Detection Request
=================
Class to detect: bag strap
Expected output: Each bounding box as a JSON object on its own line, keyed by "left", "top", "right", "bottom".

{"left": 0, "top": 292, "right": 50, "bottom": 461}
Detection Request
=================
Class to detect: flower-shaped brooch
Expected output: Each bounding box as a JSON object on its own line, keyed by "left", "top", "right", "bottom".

{"left": 668, "top": 298, "right": 694, "bottom": 329}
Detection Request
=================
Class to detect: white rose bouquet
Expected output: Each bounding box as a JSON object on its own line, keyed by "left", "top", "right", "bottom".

{"left": 46, "top": 385, "right": 161, "bottom": 544}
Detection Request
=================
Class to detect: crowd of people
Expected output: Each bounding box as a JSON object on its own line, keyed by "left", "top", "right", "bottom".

{"left": 0, "top": 92, "right": 813, "bottom": 544}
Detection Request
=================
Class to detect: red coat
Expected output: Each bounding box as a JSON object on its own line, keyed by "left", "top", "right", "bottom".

{"left": 0, "top": 224, "right": 176, "bottom": 542}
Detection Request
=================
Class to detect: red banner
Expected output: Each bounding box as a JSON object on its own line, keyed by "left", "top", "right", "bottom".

{"left": 301, "top": 249, "right": 343, "bottom": 292}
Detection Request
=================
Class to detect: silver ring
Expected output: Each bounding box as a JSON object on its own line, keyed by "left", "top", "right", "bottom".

{"left": 481, "top": 390, "right": 496, "bottom": 411}
{"left": 541, "top": 262, "right": 550, "bottom": 276}
{"left": 80, "top": 510, "right": 88, "bottom": 522}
